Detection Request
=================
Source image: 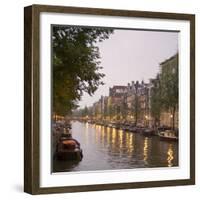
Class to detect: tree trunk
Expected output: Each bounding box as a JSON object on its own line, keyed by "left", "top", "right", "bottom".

{"left": 135, "top": 111, "right": 138, "bottom": 126}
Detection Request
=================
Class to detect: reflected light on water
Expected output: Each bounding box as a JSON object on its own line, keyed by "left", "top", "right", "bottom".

{"left": 111, "top": 128, "right": 117, "bottom": 145}
{"left": 119, "top": 130, "right": 123, "bottom": 148}
{"left": 125, "top": 132, "right": 129, "bottom": 146}
{"left": 101, "top": 126, "right": 104, "bottom": 136}
{"left": 96, "top": 125, "right": 100, "bottom": 132}
{"left": 106, "top": 127, "right": 110, "bottom": 144}
{"left": 143, "top": 137, "right": 149, "bottom": 162}
{"left": 99, "top": 126, "right": 105, "bottom": 147}
{"left": 167, "top": 144, "right": 174, "bottom": 167}
{"left": 126, "top": 133, "right": 134, "bottom": 154}
{"left": 95, "top": 126, "right": 99, "bottom": 143}
{"left": 85, "top": 122, "right": 89, "bottom": 129}
{"left": 84, "top": 122, "right": 89, "bottom": 144}
{"left": 106, "top": 127, "right": 111, "bottom": 142}
{"left": 53, "top": 122, "right": 178, "bottom": 172}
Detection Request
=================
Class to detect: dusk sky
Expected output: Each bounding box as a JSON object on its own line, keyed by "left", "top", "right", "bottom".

{"left": 78, "top": 29, "right": 178, "bottom": 108}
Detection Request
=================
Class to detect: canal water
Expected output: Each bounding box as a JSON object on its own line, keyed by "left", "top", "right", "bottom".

{"left": 53, "top": 121, "right": 178, "bottom": 172}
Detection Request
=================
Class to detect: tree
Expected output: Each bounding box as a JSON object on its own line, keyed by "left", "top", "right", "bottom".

{"left": 53, "top": 26, "right": 113, "bottom": 115}
{"left": 132, "top": 81, "right": 141, "bottom": 126}
{"left": 160, "top": 54, "right": 178, "bottom": 130}
{"left": 103, "top": 102, "right": 108, "bottom": 120}
{"left": 116, "top": 105, "right": 121, "bottom": 120}
{"left": 150, "top": 76, "right": 162, "bottom": 127}
{"left": 108, "top": 105, "right": 114, "bottom": 121}
{"left": 121, "top": 98, "right": 128, "bottom": 121}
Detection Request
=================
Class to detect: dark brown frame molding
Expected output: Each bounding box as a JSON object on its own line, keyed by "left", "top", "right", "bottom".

{"left": 24, "top": 4, "right": 195, "bottom": 194}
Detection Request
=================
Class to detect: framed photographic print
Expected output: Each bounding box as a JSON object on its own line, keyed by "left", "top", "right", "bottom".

{"left": 24, "top": 4, "right": 195, "bottom": 194}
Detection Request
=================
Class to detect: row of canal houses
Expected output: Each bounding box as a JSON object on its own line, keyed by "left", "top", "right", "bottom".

{"left": 78, "top": 54, "right": 178, "bottom": 129}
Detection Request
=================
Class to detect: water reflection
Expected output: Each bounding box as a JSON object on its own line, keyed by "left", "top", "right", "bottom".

{"left": 129, "top": 134, "right": 134, "bottom": 154}
{"left": 53, "top": 121, "right": 178, "bottom": 172}
{"left": 143, "top": 137, "right": 149, "bottom": 164}
{"left": 167, "top": 144, "right": 174, "bottom": 167}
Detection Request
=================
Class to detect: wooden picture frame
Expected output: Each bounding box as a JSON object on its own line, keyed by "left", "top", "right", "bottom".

{"left": 24, "top": 4, "right": 195, "bottom": 194}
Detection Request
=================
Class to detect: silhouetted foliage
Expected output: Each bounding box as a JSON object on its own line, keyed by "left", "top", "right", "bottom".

{"left": 52, "top": 26, "right": 113, "bottom": 115}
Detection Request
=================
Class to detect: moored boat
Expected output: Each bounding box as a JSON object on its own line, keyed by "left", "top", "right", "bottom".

{"left": 56, "top": 128, "right": 83, "bottom": 161}
{"left": 56, "top": 139, "right": 83, "bottom": 161}
{"left": 158, "top": 130, "right": 178, "bottom": 141}
{"left": 129, "top": 126, "right": 137, "bottom": 132}
{"left": 121, "top": 124, "right": 131, "bottom": 131}
{"left": 136, "top": 126, "right": 145, "bottom": 134}
{"left": 142, "top": 128, "right": 155, "bottom": 137}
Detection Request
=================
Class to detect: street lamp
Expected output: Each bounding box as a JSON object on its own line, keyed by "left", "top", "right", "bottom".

{"left": 130, "top": 115, "right": 134, "bottom": 123}
{"left": 170, "top": 114, "right": 173, "bottom": 129}
{"left": 145, "top": 115, "right": 149, "bottom": 127}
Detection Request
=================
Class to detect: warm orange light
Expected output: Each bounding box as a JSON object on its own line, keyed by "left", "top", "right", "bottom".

{"left": 167, "top": 144, "right": 174, "bottom": 167}
{"left": 143, "top": 137, "right": 148, "bottom": 161}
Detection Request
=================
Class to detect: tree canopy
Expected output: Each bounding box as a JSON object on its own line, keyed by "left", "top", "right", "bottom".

{"left": 150, "top": 54, "right": 178, "bottom": 129}
{"left": 160, "top": 55, "right": 178, "bottom": 112}
{"left": 52, "top": 26, "right": 113, "bottom": 115}
{"left": 150, "top": 75, "right": 162, "bottom": 125}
